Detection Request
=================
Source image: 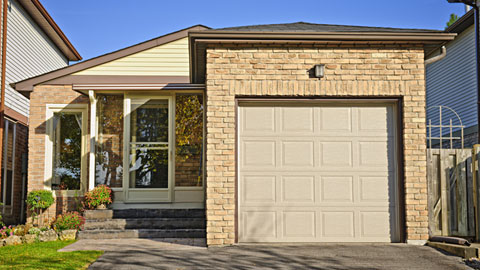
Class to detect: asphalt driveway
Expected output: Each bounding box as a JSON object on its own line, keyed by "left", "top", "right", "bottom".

{"left": 63, "top": 239, "right": 472, "bottom": 270}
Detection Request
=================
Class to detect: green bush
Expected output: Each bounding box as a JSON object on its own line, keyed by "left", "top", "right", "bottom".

{"left": 53, "top": 212, "right": 85, "bottom": 231}
{"left": 0, "top": 202, "right": 3, "bottom": 227}
{"left": 28, "top": 227, "right": 41, "bottom": 235}
{"left": 26, "top": 190, "right": 55, "bottom": 211}
{"left": 83, "top": 185, "right": 112, "bottom": 209}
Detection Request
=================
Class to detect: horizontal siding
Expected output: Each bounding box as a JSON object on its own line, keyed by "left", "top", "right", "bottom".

{"left": 74, "top": 37, "right": 189, "bottom": 76}
{"left": 3, "top": 0, "right": 68, "bottom": 117}
{"left": 426, "top": 25, "right": 477, "bottom": 133}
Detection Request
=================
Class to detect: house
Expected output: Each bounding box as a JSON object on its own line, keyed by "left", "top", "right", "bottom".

{"left": 13, "top": 22, "right": 455, "bottom": 246}
{"left": 0, "top": 0, "right": 81, "bottom": 224}
{"left": 426, "top": 9, "right": 476, "bottom": 148}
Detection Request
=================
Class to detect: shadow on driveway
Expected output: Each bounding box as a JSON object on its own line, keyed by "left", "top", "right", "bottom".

{"left": 86, "top": 243, "right": 472, "bottom": 270}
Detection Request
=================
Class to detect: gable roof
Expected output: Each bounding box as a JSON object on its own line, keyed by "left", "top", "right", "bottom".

{"left": 13, "top": 24, "right": 210, "bottom": 93}
{"left": 17, "top": 0, "right": 81, "bottom": 61}
{"left": 212, "top": 21, "right": 443, "bottom": 33}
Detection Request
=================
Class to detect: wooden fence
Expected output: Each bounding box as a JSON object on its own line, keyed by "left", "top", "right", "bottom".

{"left": 427, "top": 148, "right": 478, "bottom": 238}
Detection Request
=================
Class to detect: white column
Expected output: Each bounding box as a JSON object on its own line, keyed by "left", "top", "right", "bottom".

{"left": 88, "top": 90, "right": 96, "bottom": 191}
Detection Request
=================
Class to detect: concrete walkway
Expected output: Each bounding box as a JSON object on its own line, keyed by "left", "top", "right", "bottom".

{"left": 61, "top": 240, "right": 472, "bottom": 270}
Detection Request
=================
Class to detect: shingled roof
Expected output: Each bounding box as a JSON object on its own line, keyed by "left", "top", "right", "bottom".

{"left": 211, "top": 21, "right": 443, "bottom": 33}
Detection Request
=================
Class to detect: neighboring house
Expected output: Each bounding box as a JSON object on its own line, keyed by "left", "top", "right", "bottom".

{"left": 426, "top": 9, "right": 476, "bottom": 148}
{"left": 0, "top": 0, "right": 81, "bottom": 224}
{"left": 13, "top": 22, "right": 454, "bottom": 246}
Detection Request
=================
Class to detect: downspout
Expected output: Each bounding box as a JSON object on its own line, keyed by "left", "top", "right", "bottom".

{"left": 424, "top": 46, "right": 447, "bottom": 65}
{"left": 0, "top": 0, "right": 7, "bottom": 207}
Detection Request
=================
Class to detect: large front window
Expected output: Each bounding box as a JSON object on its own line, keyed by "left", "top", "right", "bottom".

{"left": 46, "top": 104, "right": 87, "bottom": 194}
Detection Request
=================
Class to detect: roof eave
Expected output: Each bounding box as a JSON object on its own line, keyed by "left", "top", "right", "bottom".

{"left": 189, "top": 31, "right": 456, "bottom": 42}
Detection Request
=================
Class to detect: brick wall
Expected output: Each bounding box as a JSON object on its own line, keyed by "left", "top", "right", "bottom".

{"left": 1, "top": 123, "right": 28, "bottom": 225}
{"left": 205, "top": 43, "right": 428, "bottom": 246}
{"left": 28, "top": 85, "right": 89, "bottom": 222}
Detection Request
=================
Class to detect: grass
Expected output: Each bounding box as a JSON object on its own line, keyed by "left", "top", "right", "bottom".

{"left": 0, "top": 240, "right": 103, "bottom": 270}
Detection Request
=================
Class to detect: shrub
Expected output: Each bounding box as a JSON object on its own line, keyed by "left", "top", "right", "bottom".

{"left": 26, "top": 190, "right": 55, "bottom": 211}
{"left": 53, "top": 212, "right": 85, "bottom": 232}
{"left": 14, "top": 224, "right": 31, "bottom": 236}
{"left": 83, "top": 185, "right": 112, "bottom": 210}
{"left": 28, "top": 227, "right": 41, "bottom": 235}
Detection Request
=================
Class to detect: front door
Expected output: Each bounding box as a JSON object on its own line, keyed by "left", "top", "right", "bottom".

{"left": 124, "top": 95, "right": 173, "bottom": 202}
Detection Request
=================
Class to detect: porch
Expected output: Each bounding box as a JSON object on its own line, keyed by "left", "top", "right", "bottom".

{"left": 48, "top": 88, "right": 205, "bottom": 209}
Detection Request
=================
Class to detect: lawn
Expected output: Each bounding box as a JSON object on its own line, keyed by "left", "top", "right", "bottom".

{"left": 0, "top": 240, "right": 103, "bottom": 270}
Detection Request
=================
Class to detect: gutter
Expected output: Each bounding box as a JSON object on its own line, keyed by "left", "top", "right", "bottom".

{"left": 425, "top": 46, "right": 447, "bottom": 65}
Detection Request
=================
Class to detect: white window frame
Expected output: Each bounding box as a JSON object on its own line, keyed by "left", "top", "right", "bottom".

{"left": 45, "top": 104, "right": 88, "bottom": 197}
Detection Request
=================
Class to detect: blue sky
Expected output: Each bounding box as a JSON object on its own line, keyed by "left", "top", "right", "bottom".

{"left": 41, "top": 0, "right": 467, "bottom": 62}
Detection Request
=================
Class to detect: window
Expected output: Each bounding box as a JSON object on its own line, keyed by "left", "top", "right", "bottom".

{"left": 96, "top": 94, "right": 123, "bottom": 188}
{"left": 46, "top": 104, "right": 87, "bottom": 194}
{"left": 1, "top": 119, "right": 16, "bottom": 208}
{"left": 175, "top": 94, "right": 204, "bottom": 187}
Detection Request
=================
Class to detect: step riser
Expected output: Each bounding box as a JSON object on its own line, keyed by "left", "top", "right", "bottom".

{"left": 77, "top": 230, "right": 206, "bottom": 240}
{"left": 112, "top": 209, "right": 205, "bottom": 219}
{"left": 83, "top": 220, "right": 205, "bottom": 230}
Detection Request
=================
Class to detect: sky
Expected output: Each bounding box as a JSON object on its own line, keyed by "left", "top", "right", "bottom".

{"left": 41, "top": 0, "right": 468, "bottom": 62}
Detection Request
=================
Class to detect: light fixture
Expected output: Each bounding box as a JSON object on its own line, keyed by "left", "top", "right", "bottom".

{"left": 314, "top": 64, "right": 324, "bottom": 78}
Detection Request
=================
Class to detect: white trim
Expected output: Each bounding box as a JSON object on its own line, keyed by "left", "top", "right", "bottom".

{"left": 73, "top": 84, "right": 205, "bottom": 91}
{"left": 44, "top": 103, "right": 88, "bottom": 197}
{"left": 88, "top": 91, "right": 97, "bottom": 191}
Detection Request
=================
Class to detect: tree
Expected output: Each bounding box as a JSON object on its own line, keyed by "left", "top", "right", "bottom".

{"left": 446, "top": 13, "right": 459, "bottom": 28}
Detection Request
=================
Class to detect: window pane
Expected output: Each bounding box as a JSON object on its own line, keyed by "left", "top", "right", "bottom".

{"left": 130, "top": 148, "right": 168, "bottom": 188}
{"left": 96, "top": 95, "right": 123, "bottom": 188}
{"left": 131, "top": 100, "right": 168, "bottom": 143}
{"left": 129, "top": 99, "right": 169, "bottom": 189}
{"left": 52, "top": 112, "right": 82, "bottom": 190}
{"left": 175, "top": 94, "right": 203, "bottom": 187}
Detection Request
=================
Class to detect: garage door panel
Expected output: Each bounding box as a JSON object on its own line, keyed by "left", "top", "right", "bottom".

{"left": 242, "top": 140, "right": 276, "bottom": 168}
{"left": 281, "top": 176, "right": 316, "bottom": 203}
{"left": 280, "top": 107, "right": 315, "bottom": 133}
{"left": 241, "top": 211, "right": 277, "bottom": 240}
{"left": 242, "top": 175, "right": 276, "bottom": 203}
{"left": 320, "top": 141, "right": 353, "bottom": 167}
{"left": 239, "top": 103, "right": 398, "bottom": 243}
{"left": 321, "top": 176, "right": 354, "bottom": 202}
{"left": 281, "top": 140, "right": 315, "bottom": 167}
{"left": 282, "top": 211, "right": 316, "bottom": 238}
{"left": 319, "top": 107, "right": 352, "bottom": 132}
{"left": 241, "top": 106, "right": 276, "bottom": 133}
{"left": 322, "top": 211, "right": 355, "bottom": 238}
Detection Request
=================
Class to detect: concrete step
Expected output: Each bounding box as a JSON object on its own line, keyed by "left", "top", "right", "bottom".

{"left": 112, "top": 209, "right": 205, "bottom": 219}
{"left": 83, "top": 218, "right": 206, "bottom": 230}
{"left": 77, "top": 229, "right": 206, "bottom": 240}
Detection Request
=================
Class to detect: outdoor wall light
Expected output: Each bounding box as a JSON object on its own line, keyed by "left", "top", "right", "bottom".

{"left": 314, "top": 64, "right": 325, "bottom": 78}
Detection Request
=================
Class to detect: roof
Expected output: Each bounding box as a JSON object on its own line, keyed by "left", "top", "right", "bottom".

{"left": 17, "top": 0, "right": 81, "bottom": 61}
{"left": 13, "top": 24, "right": 210, "bottom": 93}
{"left": 445, "top": 9, "right": 474, "bottom": 34}
{"left": 212, "top": 21, "right": 444, "bottom": 33}
{"left": 190, "top": 22, "right": 456, "bottom": 83}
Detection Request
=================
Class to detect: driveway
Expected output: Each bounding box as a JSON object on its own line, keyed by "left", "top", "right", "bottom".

{"left": 62, "top": 239, "right": 471, "bottom": 270}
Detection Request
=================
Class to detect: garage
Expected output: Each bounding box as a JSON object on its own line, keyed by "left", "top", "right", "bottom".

{"left": 238, "top": 101, "right": 400, "bottom": 243}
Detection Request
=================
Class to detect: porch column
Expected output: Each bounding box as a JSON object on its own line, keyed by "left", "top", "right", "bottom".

{"left": 88, "top": 90, "right": 96, "bottom": 191}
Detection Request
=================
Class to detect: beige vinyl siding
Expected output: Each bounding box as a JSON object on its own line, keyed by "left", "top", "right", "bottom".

{"left": 74, "top": 37, "right": 189, "bottom": 76}
{"left": 426, "top": 25, "right": 477, "bottom": 132}
{"left": 3, "top": 0, "right": 68, "bottom": 117}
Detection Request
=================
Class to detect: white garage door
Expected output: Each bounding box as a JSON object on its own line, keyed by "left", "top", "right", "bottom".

{"left": 238, "top": 102, "right": 399, "bottom": 243}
